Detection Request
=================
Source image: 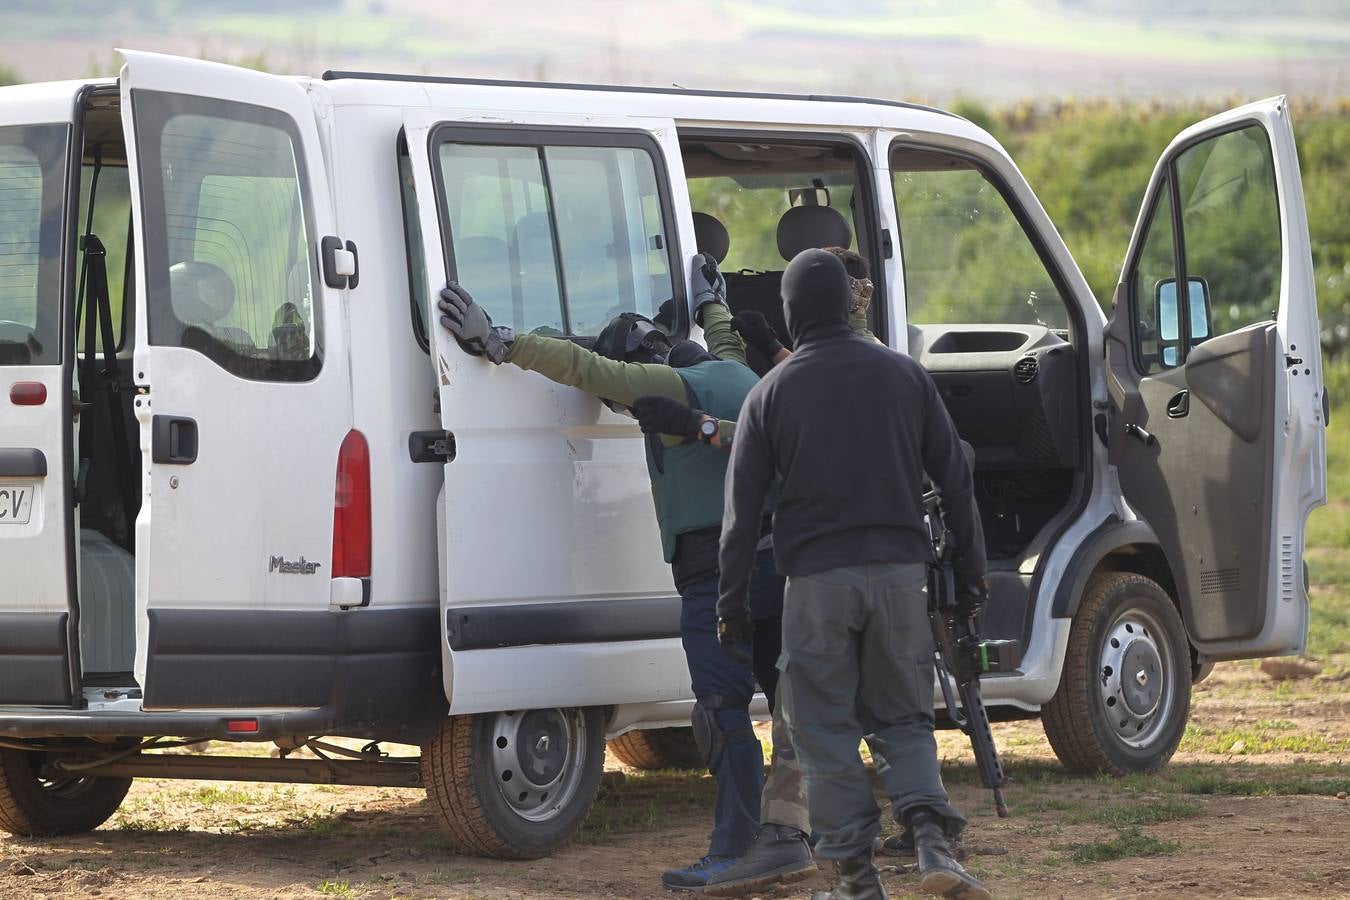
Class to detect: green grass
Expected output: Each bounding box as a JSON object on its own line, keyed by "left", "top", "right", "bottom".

{"left": 1180, "top": 721, "right": 1350, "bottom": 756}
{"left": 317, "top": 879, "right": 357, "bottom": 898}
{"left": 1114, "top": 761, "right": 1350, "bottom": 797}
{"left": 1069, "top": 826, "right": 1181, "bottom": 863}
{"left": 1067, "top": 797, "right": 1204, "bottom": 828}
{"left": 576, "top": 770, "right": 716, "bottom": 845}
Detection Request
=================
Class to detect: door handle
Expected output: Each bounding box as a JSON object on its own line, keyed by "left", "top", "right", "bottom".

{"left": 152, "top": 415, "right": 198, "bottom": 465}
{"left": 1123, "top": 423, "right": 1157, "bottom": 446}
{"left": 1167, "top": 390, "right": 1190, "bottom": 419}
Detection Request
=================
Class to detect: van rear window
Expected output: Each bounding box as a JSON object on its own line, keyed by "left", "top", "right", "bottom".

{"left": 0, "top": 124, "right": 68, "bottom": 366}
{"left": 133, "top": 91, "right": 321, "bottom": 382}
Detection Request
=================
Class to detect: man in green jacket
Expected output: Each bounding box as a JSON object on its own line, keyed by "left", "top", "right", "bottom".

{"left": 438, "top": 255, "right": 813, "bottom": 896}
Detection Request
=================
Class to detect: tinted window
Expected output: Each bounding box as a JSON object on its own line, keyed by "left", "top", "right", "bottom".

{"left": 436, "top": 138, "right": 674, "bottom": 337}
{"left": 135, "top": 92, "right": 320, "bottom": 381}
{"left": 0, "top": 125, "right": 67, "bottom": 366}
{"left": 1130, "top": 176, "right": 1178, "bottom": 373}
{"left": 891, "top": 147, "right": 1068, "bottom": 330}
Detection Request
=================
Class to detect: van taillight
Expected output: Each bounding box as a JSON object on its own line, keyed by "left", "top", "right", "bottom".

{"left": 332, "top": 430, "right": 371, "bottom": 578}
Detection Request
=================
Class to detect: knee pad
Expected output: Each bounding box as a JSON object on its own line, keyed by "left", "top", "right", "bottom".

{"left": 692, "top": 695, "right": 756, "bottom": 774}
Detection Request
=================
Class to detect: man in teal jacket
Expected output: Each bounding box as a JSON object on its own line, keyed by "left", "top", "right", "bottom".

{"left": 438, "top": 255, "right": 813, "bottom": 895}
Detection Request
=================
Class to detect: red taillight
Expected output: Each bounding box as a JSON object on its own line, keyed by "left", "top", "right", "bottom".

{"left": 226, "top": 719, "right": 259, "bottom": 734}
{"left": 9, "top": 382, "right": 46, "bottom": 406}
{"left": 332, "top": 430, "right": 372, "bottom": 578}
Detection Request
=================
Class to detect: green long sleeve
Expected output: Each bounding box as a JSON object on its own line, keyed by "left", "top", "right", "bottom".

{"left": 850, "top": 310, "right": 882, "bottom": 344}
{"left": 503, "top": 333, "right": 688, "bottom": 407}
{"left": 701, "top": 303, "right": 748, "bottom": 366}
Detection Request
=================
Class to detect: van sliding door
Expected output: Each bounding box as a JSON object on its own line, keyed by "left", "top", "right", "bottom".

{"left": 402, "top": 109, "right": 699, "bottom": 714}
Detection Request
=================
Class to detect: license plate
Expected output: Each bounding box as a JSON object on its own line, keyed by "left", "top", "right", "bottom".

{"left": 0, "top": 484, "right": 34, "bottom": 525}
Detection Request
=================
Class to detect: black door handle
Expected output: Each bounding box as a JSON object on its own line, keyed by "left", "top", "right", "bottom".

{"left": 1167, "top": 390, "right": 1190, "bottom": 418}
{"left": 152, "top": 415, "right": 198, "bottom": 465}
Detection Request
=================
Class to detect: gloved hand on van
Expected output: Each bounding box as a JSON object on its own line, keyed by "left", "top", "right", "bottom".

{"left": 730, "top": 309, "right": 786, "bottom": 360}
{"left": 691, "top": 252, "right": 727, "bottom": 326}
{"left": 438, "top": 282, "right": 515, "bottom": 364}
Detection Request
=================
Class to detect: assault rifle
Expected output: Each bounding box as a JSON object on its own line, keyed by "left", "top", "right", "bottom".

{"left": 923, "top": 488, "right": 1021, "bottom": 818}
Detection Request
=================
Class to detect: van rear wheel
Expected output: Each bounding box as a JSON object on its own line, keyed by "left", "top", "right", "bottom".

{"left": 607, "top": 727, "right": 702, "bottom": 771}
{"left": 0, "top": 746, "right": 132, "bottom": 836}
{"left": 1042, "top": 571, "right": 1191, "bottom": 775}
{"left": 422, "top": 707, "right": 605, "bottom": 859}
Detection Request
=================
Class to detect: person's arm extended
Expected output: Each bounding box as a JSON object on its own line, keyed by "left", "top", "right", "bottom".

{"left": 701, "top": 302, "right": 747, "bottom": 366}
{"left": 718, "top": 392, "right": 775, "bottom": 621}
{"left": 849, "top": 310, "right": 882, "bottom": 344}
{"left": 505, "top": 333, "right": 686, "bottom": 408}
{"left": 919, "top": 370, "right": 987, "bottom": 582}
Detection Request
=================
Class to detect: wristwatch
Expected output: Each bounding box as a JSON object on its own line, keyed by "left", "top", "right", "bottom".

{"left": 698, "top": 417, "right": 720, "bottom": 445}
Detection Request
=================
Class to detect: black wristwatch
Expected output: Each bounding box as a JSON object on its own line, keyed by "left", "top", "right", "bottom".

{"left": 698, "top": 417, "right": 720, "bottom": 445}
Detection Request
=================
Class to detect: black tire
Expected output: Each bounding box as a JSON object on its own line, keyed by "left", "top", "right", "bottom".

{"left": 1042, "top": 571, "right": 1191, "bottom": 775}
{"left": 421, "top": 707, "right": 605, "bottom": 859}
{"left": 0, "top": 746, "right": 132, "bottom": 836}
{"left": 607, "top": 727, "right": 703, "bottom": 771}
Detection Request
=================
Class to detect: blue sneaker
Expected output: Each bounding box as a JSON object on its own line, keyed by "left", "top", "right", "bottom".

{"left": 662, "top": 854, "right": 739, "bottom": 892}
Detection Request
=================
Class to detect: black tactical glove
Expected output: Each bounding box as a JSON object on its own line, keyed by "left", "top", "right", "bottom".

{"left": 632, "top": 395, "right": 703, "bottom": 439}
{"left": 690, "top": 252, "right": 727, "bottom": 326}
{"left": 717, "top": 612, "right": 753, "bottom": 664}
{"left": 731, "top": 310, "right": 785, "bottom": 359}
{"left": 955, "top": 573, "right": 989, "bottom": 619}
{"left": 438, "top": 282, "right": 514, "bottom": 364}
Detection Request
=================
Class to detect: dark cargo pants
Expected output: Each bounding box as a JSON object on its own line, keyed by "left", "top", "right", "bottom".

{"left": 778, "top": 562, "right": 966, "bottom": 860}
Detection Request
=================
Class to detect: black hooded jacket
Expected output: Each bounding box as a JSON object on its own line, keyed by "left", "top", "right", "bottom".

{"left": 718, "top": 249, "right": 986, "bottom": 617}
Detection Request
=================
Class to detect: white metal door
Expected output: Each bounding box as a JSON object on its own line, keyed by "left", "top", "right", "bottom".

{"left": 1111, "top": 97, "right": 1326, "bottom": 658}
{"left": 403, "top": 108, "right": 698, "bottom": 712}
{"left": 0, "top": 82, "right": 83, "bottom": 705}
{"left": 120, "top": 52, "right": 353, "bottom": 701}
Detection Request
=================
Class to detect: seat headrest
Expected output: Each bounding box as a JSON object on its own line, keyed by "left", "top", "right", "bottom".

{"left": 776, "top": 205, "right": 853, "bottom": 262}
{"left": 691, "top": 212, "right": 730, "bottom": 264}
{"left": 168, "top": 260, "right": 236, "bottom": 325}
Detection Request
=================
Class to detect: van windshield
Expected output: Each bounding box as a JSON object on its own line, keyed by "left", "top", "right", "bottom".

{"left": 0, "top": 124, "right": 68, "bottom": 366}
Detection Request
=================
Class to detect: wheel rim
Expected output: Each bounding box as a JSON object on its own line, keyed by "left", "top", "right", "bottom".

{"left": 489, "top": 709, "right": 587, "bottom": 823}
{"left": 1097, "top": 607, "right": 1175, "bottom": 748}
{"left": 25, "top": 751, "right": 100, "bottom": 799}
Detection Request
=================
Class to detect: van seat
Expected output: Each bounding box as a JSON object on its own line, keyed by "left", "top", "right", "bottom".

{"left": 78, "top": 529, "right": 135, "bottom": 676}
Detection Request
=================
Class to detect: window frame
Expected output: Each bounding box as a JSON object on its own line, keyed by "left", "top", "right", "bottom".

{"left": 130, "top": 89, "right": 323, "bottom": 383}
{"left": 679, "top": 127, "right": 888, "bottom": 344}
{"left": 426, "top": 123, "right": 688, "bottom": 341}
{"left": 1123, "top": 118, "right": 1283, "bottom": 373}
{"left": 887, "top": 139, "right": 1079, "bottom": 339}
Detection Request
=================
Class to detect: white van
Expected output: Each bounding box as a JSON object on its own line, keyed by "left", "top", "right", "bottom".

{"left": 0, "top": 51, "right": 1327, "bottom": 858}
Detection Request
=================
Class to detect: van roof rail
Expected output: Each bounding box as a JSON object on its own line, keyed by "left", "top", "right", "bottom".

{"left": 319, "top": 70, "right": 959, "bottom": 120}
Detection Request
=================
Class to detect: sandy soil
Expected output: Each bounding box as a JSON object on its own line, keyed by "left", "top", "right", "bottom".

{"left": 0, "top": 661, "right": 1346, "bottom": 899}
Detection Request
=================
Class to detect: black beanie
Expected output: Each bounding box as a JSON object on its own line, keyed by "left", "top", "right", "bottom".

{"left": 668, "top": 340, "right": 718, "bottom": 368}
{"left": 782, "top": 248, "right": 851, "bottom": 343}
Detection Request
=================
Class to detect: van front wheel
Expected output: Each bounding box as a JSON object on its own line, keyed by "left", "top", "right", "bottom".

{"left": 1042, "top": 571, "right": 1191, "bottom": 775}
{"left": 0, "top": 746, "right": 132, "bottom": 836}
{"left": 422, "top": 707, "right": 605, "bottom": 859}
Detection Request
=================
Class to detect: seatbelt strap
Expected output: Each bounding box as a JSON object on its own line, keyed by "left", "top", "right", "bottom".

{"left": 75, "top": 145, "right": 103, "bottom": 335}
{"left": 83, "top": 234, "right": 138, "bottom": 542}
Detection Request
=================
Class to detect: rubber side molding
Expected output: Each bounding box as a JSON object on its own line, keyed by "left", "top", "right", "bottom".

{"left": 1051, "top": 517, "right": 1166, "bottom": 619}
{"left": 446, "top": 596, "right": 681, "bottom": 651}
{"left": 0, "top": 612, "right": 72, "bottom": 706}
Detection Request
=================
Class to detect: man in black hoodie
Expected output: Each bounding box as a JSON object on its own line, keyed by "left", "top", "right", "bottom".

{"left": 718, "top": 249, "right": 990, "bottom": 900}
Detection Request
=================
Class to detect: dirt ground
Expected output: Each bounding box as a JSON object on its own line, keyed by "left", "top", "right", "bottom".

{"left": 0, "top": 661, "right": 1346, "bottom": 900}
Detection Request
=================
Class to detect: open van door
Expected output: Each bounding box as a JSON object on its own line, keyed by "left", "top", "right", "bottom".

{"left": 120, "top": 52, "right": 354, "bottom": 708}
{"left": 1108, "top": 97, "right": 1326, "bottom": 659}
{"left": 0, "top": 82, "right": 81, "bottom": 705}
{"left": 401, "top": 108, "right": 696, "bottom": 713}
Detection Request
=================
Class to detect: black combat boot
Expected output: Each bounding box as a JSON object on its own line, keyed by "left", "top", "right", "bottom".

{"left": 703, "top": 824, "right": 817, "bottom": 897}
{"left": 906, "top": 809, "right": 990, "bottom": 900}
{"left": 810, "top": 851, "right": 888, "bottom": 900}
{"left": 878, "top": 825, "right": 966, "bottom": 860}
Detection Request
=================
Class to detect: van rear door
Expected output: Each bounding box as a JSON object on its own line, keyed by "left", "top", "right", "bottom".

{"left": 402, "top": 107, "right": 697, "bottom": 713}
{"left": 119, "top": 52, "right": 354, "bottom": 708}
{"left": 0, "top": 82, "right": 80, "bottom": 706}
{"left": 1109, "top": 97, "right": 1326, "bottom": 659}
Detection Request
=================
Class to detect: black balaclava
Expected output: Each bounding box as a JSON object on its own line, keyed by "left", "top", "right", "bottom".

{"left": 668, "top": 340, "right": 717, "bottom": 369}
{"left": 782, "top": 248, "right": 851, "bottom": 344}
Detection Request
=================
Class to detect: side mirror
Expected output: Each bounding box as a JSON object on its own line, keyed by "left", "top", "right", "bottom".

{"left": 1156, "top": 276, "right": 1211, "bottom": 366}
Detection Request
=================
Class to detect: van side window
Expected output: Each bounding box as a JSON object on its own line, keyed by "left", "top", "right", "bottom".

{"left": 434, "top": 135, "right": 675, "bottom": 337}
{"left": 135, "top": 92, "right": 321, "bottom": 381}
{"left": 1129, "top": 176, "right": 1178, "bottom": 372}
{"left": 397, "top": 142, "right": 430, "bottom": 352}
{"left": 890, "top": 146, "right": 1068, "bottom": 330}
{"left": 0, "top": 126, "right": 67, "bottom": 366}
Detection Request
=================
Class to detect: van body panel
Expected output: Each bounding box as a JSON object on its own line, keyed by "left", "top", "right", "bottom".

{"left": 0, "top": 83, "right": 80, "bottom": 706}
{"left": 1111, "top": 97, "right": 1326, "bottom": 659}
{"left": 118, "top": 52, "right": 356, "bottom": 702}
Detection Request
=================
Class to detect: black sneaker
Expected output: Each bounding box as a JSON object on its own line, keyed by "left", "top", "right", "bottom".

{"left": 704, "top": 825, "right": 817, "bottom": 897}
{"left": 662, "top": 854, "right": 738, "bottom": 893}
